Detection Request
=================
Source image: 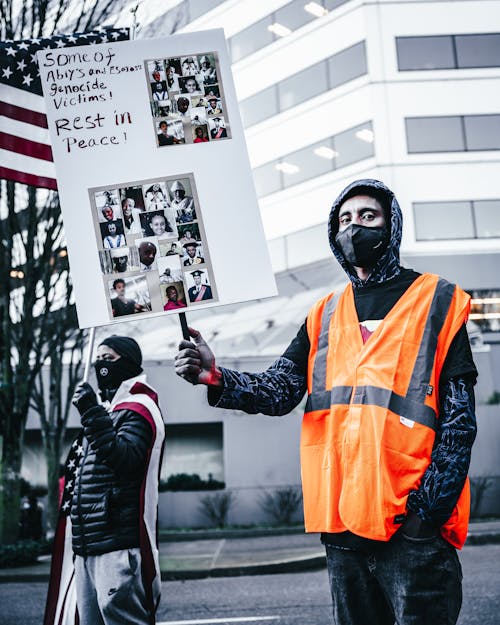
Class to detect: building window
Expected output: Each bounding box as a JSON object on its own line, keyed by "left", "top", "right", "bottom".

{"left": 240, "top": 86, "right": 278, "bottom": 128}
{"left": 406, "top": 115, "right": 500, "bottom": 153}
{"left": 278, "top": 59, "right": 328, "bottom": 112}
{"left": 161, "top": 422, "right": 224, "bottom": 484}
{"left": 229, "top": 0, "right": 351, "bottom": 63}
{"left": 230, "top": 15, "right": 274, "bottom": 63}
{"left": 240, "top": 41, "right": 367, "bottom": 128}
{"left": 396, "top": 33, "right": 500, "bottom": 71}
{"left": 469, "top": 290, "right": 500, "bottom": 333}
{"left": 253, "top": 121, "right": 374, "bottom": 198}
{"left": 413, "top": 199, "right": 500, "bottom": 240}
{"left": 455, "top": 34, "right": 500, "bottom": 68}
{"left": 328, "top": 40, "right": 367, "bottom": 88}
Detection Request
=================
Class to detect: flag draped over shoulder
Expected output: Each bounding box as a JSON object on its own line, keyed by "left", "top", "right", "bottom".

{"left": 0, "top": 28, "right": 129, "bottom": 190}
{"left": 43, "top": 376, "right": 165, "bottom": 625}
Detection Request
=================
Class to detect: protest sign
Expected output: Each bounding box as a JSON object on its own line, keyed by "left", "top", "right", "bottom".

{"left": 37, "top": 29, "right": 276, "bottom": 328}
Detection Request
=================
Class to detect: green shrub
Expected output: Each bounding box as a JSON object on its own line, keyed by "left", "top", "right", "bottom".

{"left": 486, "top": 391, "right": 500, "bottom": 405}
{"left": 160, "top": 473, "right": 225, "bottom": 492}
{"left": 198, "top": 491, "right": 235, "bottom": 528}
{"left": 259, "top": 486, "right": 303, "bottom": 526}
{"left": 0, "top": 539, "right": 50, "bottom": 568}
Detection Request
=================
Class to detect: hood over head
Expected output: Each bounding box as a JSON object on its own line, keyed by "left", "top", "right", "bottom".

{"left": 328, "top": 179, "right": 403, "bottom": 287}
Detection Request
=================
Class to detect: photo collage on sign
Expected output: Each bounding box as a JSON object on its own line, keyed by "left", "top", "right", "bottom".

{"left": 91, "top": 175, "right": 217, "bottom": 319}
{"left": 145, "top": 52, "right": 231, "bottom": 147}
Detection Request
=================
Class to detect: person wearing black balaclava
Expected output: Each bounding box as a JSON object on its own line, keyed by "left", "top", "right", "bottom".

{"left": 174, "top": 179, "right": 478, "bottom": 625}
{"left": 44, "top": 336, "right": 165, "bottom": 625}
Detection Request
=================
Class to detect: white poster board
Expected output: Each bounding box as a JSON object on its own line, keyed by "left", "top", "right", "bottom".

{"left": 37, "top": 30, "right": 276, "bottom": 328}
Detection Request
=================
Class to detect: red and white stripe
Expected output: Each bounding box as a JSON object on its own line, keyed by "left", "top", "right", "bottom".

{"left": 0, "top": 83, "right": 57, "bottom": 189}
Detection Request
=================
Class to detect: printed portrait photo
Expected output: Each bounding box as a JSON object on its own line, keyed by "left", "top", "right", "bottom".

{"left": 174, "top": 94, "right": 191, "bottom": 118}
{"left": 157, "top": 255, "right": 183, "bottom": 284}
{"left": 181, "top": 56, "right": 199, "bottom": 76}
{"left": 100, "top": 220, "right": 126, "bottom": 249}
{"left": 95, "top": 189, "right": 121, "bottom": 223}
{"left": 120, "top": 196, "right": 144, "bottom": 236}
{"left": 191, "top": 94, "right": 208, "bottom": 109}
{"left": 182, "top": 241, "right": 205, "bottom": 267}
{"left": 151, "top": 80, "right": 169, "bottom": 103}
{"left": 177, "top": 221, "right": 200, "bottom": 243}
{"left": 197, "top": 54, "right": 217, "bottom": 86}
{"left": 121, "top": 186, "right": 146, "bottom": 211}
{"left": 143, "top": 182, "right": 170, "bottom": 212}
{"left": 109, "top": 275, "right": 151, "bottom": 318}
{"left": 205, "top": 95, "right": 222, "bottom": 117}
{"left": 186, "top": 268, "right": 213, "bottom": 303}
{"left": 208, "top": 116, "right": 228, "bottom": 140}
{"left": 135, "top": 236, "right": 160, "bottom": 272}
{"left": 157, "top": 118, "right": 185, "bottom": 146}
{"left": 165, "top": 58, "right": 181, "bottom": 92}
{"left": 110, "top": 246, "right": 140, "bottom": 274}
{"left": 179, "top": 75, "right": 203, "bottom": 95}
{"left": 148, "top": 59, "right": 166, "bottom": 83}
{"left": 161, "top": 281, "right": 187, "bottom": 311}
{"left": 159, "top": 238, "right": 182, "bottom": 257}
{"left": 140, "top": 210, "right": 177, "bottom": 240}
{"left": 204, "top": 84, "right": 220, "bottom": 99}
{"left": 190, "top": 106, "right": 207, "bottom": 125}
{"left": 192, "top": 124, "right": 209, "bottom": 143}
{"left": 169, "top": 179, "right": 197, "bottom": 224}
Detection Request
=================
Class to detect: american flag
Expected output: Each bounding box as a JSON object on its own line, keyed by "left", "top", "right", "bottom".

{"left": 43, "top": 431, "right": 84, "bottom": 625}
{"left": 0, "top": 28, "right": 129, "bottom": 190}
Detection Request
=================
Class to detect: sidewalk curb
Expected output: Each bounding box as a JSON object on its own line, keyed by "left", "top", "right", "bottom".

{"left": 160, "top": 553, "right": 327, "bottom": 581}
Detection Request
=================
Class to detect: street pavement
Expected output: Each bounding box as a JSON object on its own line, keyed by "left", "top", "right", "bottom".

{"left": 1, "top": 544, "right": 499, "bottom": 625}
{"left": 0, "top": 520, "right": 499, "bottom": 583}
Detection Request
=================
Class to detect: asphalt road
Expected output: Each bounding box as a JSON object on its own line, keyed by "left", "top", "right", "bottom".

{"left": 1, "top": 544, "right": 499, "bottom": 625}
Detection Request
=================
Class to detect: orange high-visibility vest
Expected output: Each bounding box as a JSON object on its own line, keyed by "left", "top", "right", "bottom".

{"left": 302, "top": 273, "right": 471, "bottom": 548}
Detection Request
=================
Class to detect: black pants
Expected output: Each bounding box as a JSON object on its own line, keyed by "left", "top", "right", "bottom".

{"left": 325, "top": 532, "right": 463, "bottom": 625}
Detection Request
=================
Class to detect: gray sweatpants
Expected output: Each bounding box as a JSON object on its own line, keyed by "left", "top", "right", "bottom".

{"left": 74, "top": 548, "right": 149, "bottom": 625}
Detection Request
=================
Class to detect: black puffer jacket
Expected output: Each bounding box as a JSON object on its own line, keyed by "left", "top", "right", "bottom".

{"left": 70, "top": 404, "right": 153, "bottom": 556}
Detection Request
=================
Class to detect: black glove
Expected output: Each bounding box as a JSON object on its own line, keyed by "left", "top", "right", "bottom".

{"left": 72, "top": 381, "right": 98, "bottom": 415}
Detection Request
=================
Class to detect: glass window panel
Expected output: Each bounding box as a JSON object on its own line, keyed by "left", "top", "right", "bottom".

{"left": 456, "top": 33, "right": 500, "bottom": 68}
{"left": 240, "top": 86, "right": 278, "bottom": 127}
{"left": 230, "top": 16, "right": 274, "bottom": 62}
{"left": 275, "top": 0, "right": 316, "bottom": 32}
{"left": 187, "top": 0, "right": 225, "bottom": 20}
{"left": 413, "top": 201, "right": 473, "bottom": 240}
{"left": 328, "top": 40, "right": 368, "bottom": 88}
{"left": 253, "top": 161, "right": 282, "bottom": 197}
{"left": 406, "top": 116, "right": 464, "bottom": 153}
{"left": 474, "top": 200, "right": 500, "bottom": 237}
{"left": 324, "top": 0, "right": 350, "bottom": 10}
{"left": 464, "top": 115, "right": 500, "bottom": 150}
{"left": 396, "top": 36, "right": 455, "bottom": 70}
{"left": 281, "top": 138, "right": 335, "bottom": 188}
{"left": 278, "top": 60, "right": 328, "bottom": 112}
{"left": 333, "top": 122, "right": 375, "bottom": 168}
{"left": 162, "top": 423, "right": 224, "bottom": 483}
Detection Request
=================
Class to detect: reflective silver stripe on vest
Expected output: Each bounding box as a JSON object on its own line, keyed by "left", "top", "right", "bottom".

{"left": 305, "top": 278, "right": 455, "bottom": 431}
{"left": 406, "top": 278, "right": 455, "bottom": 402}
{"left": 305, "top": 385, "right": 437, "bottom": 429}
{"left": 311, "top": 292, "right": 341, "bottom": 392}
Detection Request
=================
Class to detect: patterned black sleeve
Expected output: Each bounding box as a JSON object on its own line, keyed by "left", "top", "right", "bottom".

{"left": 407, "top": 376, "right": 477, "bottom": 526}
{"left": 207, "top": 322, "right": 309, "bottom": 416}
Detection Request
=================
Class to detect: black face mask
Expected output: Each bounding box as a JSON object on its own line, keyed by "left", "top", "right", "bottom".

{"left": 93, "top": 358, "right": 142, "bottom": 400}
{"left": 335, "top": 224, "right": 389, "bottom": 268}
